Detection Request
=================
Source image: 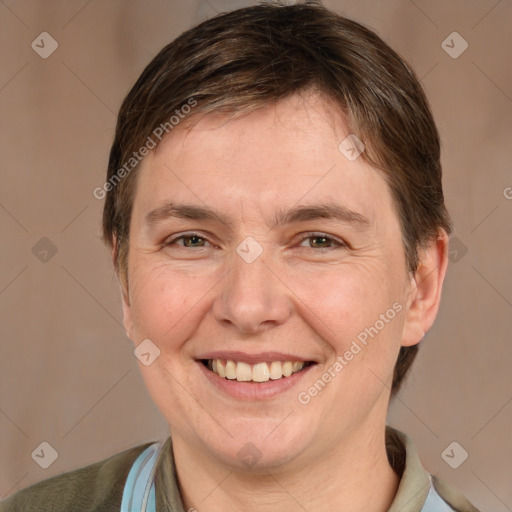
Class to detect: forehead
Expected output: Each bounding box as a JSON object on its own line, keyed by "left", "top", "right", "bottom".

{"left": 132, "top": 93, "right": 398, "bottom": 233}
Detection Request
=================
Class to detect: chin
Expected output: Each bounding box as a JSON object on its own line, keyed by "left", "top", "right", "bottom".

{"left": 195, "top": 418, "right": 315, "bottom": 471}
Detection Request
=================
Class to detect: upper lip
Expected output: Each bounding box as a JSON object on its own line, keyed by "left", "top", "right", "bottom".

{"left": 196, "top": 351, "right": 317, "bottom": 364}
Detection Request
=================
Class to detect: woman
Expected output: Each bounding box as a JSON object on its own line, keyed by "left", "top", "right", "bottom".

{"left": 1, "top": 2, "right": 480, "bottom": 511}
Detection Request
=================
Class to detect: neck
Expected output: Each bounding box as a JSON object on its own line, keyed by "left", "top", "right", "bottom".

{"left": 171, "top": 421, "right": 400, "bottom": 512}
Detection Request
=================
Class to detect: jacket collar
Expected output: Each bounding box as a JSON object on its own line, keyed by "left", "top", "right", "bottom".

{"left": 153, "top": 425, "right": 435, "bottom": 512}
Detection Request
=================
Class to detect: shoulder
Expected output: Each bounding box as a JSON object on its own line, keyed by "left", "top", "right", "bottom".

{"left": 0, "top": 441, "right": 154, "bottom": 512}
{"left": 385, "top": 426, "right": 481, "bottom": 512}
{"left": 431, "top": 474, "right": 482, "bottom": 512}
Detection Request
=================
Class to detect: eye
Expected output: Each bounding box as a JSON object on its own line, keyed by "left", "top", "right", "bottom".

{"left": 163, "top": 232, "right": 213, "bottom": 248}
{"left": 298, "top": 232, "right": 346, "bottom": 250}
{"left": 162, "top": 232, "right": 345, "bottom": 251}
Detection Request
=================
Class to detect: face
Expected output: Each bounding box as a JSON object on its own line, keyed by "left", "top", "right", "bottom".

{"left": 121, "top": 93, "right": 418, "bottom": 470}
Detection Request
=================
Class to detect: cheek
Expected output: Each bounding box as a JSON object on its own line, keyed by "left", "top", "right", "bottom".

{"left": 288, "top": 265, "right": 406, "bottom": 430}
{"left": 127, "top": 260, "right": 215, "bottom": 345}
{"left": 288, "top": 261, "right": 402, "bottom": 349}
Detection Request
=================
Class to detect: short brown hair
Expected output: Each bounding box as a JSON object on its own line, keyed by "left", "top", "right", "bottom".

{"left": 102, "top": 1, "right": 452, "bottom": 396}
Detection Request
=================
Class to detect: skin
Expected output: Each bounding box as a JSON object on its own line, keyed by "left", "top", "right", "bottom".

{"left": 118, "top": 91, "right": 449, "bottom": 512}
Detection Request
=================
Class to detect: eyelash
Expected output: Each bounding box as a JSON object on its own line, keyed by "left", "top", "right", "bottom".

{"left": 163, "top": 232, "right": 346, "bottom": 250}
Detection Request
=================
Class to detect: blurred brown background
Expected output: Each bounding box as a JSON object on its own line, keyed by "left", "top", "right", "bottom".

{"left": 0, "top": 0, "right": 511, "bottom": 510}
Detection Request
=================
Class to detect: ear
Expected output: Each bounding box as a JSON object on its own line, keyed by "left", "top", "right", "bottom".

{"left": 401, "top": 229, "right": 450, "bottom": 347}
{"left": 112, "top": 235, "right": 133, "bottom": 340}
{"left": 121, "top": 286, "right": 134, "bottom": 341}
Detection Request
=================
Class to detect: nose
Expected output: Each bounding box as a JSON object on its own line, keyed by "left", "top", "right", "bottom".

{"left": 212, "top": 246, "right": 292, "bottom": 335}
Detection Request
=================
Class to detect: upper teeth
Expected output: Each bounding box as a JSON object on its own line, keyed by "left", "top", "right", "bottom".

{"left": 208, "top": 359, "right": 306, "bottom": 382}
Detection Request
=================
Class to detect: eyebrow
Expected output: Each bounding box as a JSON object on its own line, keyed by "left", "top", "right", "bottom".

{"left": 145, "top": 202, "right": 371, "bottom": 230}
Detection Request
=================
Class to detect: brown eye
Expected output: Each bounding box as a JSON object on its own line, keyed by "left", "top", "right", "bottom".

{"left": 182, "top": 235, "right": 206, "bottom": 247}
{"left": 309, "top": 235, "right": 332, "bottom": 248}
{"left": 165, "top": 233, "right": 211, "bottom": 248}
{"left": 298, "top": 233, "right": 345, "bottom": 250}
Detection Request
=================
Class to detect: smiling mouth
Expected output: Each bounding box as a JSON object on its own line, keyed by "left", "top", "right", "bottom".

{"left": 200, "top": 359, "right": 316, "bottom": 382}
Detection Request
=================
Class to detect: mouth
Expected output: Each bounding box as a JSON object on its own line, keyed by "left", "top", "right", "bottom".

{"left": 199, "top": 358, "right": 316, "bottom": 383}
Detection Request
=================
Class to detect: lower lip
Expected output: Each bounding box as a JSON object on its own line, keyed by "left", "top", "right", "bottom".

{"left": 197, "top": 361, "right": 317, "bottom": 400}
